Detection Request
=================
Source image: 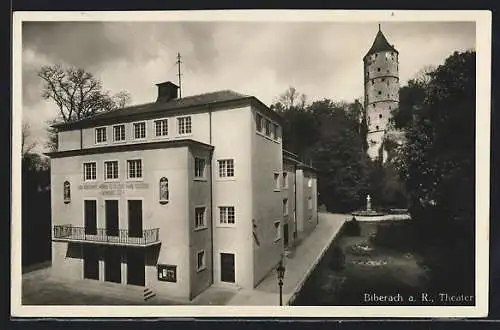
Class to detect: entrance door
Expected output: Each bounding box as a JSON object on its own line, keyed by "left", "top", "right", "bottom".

{"left": 83, "top": 246, "right": 99, "bottom": 280}
{"left": 105, "top": 200, "right": 119, "bottom": 237}
{"left": 220, "top": 253, "right": 235, "bottom": 283}
{"left": 84, "top": 200, "right": 97, "bottom": 235}
{"left": 128, "top": 200, "right": 143, "bottom": 238}
{"left": 104, "top": 247, "right": 122, "bottom": 283}
{"left": 127, "top": 249, "right": 145, "bottom": 286}
{"left": 283, "top": 223, "right": 289, "bottom": 247}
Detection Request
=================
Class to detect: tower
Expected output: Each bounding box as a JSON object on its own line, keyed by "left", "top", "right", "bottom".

{"left": 363, "top": 25, "right": 400, "bottom": 162}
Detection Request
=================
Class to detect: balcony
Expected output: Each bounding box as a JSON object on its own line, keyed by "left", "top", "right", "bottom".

{"left": 52, "top": 225, "right": 160, "bottom": 247}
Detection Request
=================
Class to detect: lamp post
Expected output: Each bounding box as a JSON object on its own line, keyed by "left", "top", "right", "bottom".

{"left": 276, "top": 255, "right": 286, "bottom": 306}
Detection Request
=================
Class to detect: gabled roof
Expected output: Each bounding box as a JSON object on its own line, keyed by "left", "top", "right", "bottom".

{"left": 364, "top": 25, "right": 398, "bottom": 59}
{"left": 53, "top": 89, "right": 282, "bottom": 130}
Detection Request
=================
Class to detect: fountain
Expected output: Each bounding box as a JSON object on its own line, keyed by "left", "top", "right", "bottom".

{"left": 351, "top": 194, "right": 386, "bottom": 218}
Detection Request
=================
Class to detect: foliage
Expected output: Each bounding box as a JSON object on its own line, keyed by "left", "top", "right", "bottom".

{"left": 393, "top": 51, "right": 475, "bottom": 224}
{"left": 390, "top": 51, "right": 476, "bottom": 294}
{"left": 272, "top": 88, "right": 371, "bottom": 213}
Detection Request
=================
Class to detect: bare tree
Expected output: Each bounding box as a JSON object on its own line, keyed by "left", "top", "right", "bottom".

{"left": 39, "top": 64, "right": 132, "bottom": 152}
{"left": 38, "top": 64, "right": 132, "bottom": 122}
{"left": 22, "top": 122, "right": 37, "bottom": 157}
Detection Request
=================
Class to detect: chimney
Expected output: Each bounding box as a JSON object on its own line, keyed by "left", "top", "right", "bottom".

{"left": 156, "top": 81, "right": 179, "bottom": 102}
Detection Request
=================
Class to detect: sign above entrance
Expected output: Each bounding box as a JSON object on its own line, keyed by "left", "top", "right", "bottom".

{"left": 78, "top": 182, "right": 150, "bottom": 196}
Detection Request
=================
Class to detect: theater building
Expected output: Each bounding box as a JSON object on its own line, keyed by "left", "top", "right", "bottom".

{"left": 47, "top": 81, "right": 317, "bottom": 300}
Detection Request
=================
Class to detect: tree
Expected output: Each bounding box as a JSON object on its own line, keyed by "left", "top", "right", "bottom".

{"left": 39, "top": 64, "right": 132, "bottom": 151}
{"left": 308, "top": 100, "right": 371, "bottom": 212}
{"left": 396, "top": 50, "right": 475, "bottom": 224}
{"left": 22, "top": 122, "right": 37, "bottom": 157}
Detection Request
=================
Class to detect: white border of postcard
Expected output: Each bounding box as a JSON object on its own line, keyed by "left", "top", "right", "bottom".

{"left": 11, "top": 9, "right": 491, "bottom": 318}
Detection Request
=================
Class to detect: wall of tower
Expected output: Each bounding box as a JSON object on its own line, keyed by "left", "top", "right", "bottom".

{"left": 364, "top": 50, "right": 400, "bottom": 161}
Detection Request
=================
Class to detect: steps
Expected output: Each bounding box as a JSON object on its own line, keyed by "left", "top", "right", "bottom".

{"left": 144, "top": 287, "right": 156, "bottom": 302}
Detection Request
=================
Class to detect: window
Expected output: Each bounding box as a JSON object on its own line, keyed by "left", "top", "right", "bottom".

{"left": 274, "top": 221, "right": 281, "bottom": 242}
{"left": 127, "top": 159, "right": 143, "bottom": 179}
{"left": 113, "top": 125, "right": 125, "bottom": 142}
{"left": 265, "top": 119, "right": 271, "bottom": 136}
{"left": 95, "top": 127, "right": 107, "bottom": 143}
{"left": 308, "top": 197, "right": 313, "bottom": 210}
{"left": 194, "top": 158, "right": 206, "bottom": 179}
{"left": 218, "top": 159, "right": 234, "bottom": 178}
{"left": 159, "top": 177, "right": 169, "bottom": 203}
{"left": 379, "top": 114, "right": 383, "bottom": 119}
{"left": 83, "top": 162, "right": 97, "bottom": 181}
{"left": 256, "top": 113, "right": 263, "bottom": 132}
{"left": 283, "top": 198, "right": 289, "bottom": 216}
{"left": 63, "top": 181, "right": 71, "bottom": 203}
{"left": 219, "top": 206, "right": 235, "bottom": 225}
{"left": 272, "top": 124, "right": 278, "bottom": 140}
{"left": 197, "top": 250, "right": 206, "bottom": 271}
{"left": 133, "top": 122, "right": 146, "bottom": 139}
{"left": 274, "top": 173, "right": 280, "bottom": 191}
{"left": 158, "top": 264, "right": 176, "bottom": 282}
{"left": 381, "top": 78, "right": 385, "bottom": 82}
{"left": 282, "top": 172, "right": 288, "bottom": 188}
{"left": 195, "top": 207, "right": 206, "bottom": 229}
{"left": 154, "top": 119, "right": 168, "bottom": 137}
{"left": 178, "top": 116, "right": 192, "bottom": 135}
{"left": 104, "top": 161, "right": 119, "bottom": 180}
{"left": 308, "top": 178, "right": 313, "bottom": 188}
{"left": 377, "top": 68, "right": 381, "bottom": 72}
{"left": 378, "top": 91, "right": 381, "bottom": 95}
{"left": 376, "top": 125, "right": 379, "bottom": 130}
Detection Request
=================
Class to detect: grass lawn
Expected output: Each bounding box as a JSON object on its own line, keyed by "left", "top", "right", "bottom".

{"left": 293, "top": 219, "right": 475, "bottom": 306}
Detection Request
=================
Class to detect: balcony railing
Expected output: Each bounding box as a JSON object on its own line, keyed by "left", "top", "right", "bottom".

{"left": 52, "top": 225, "right": 160, "bottom": 247}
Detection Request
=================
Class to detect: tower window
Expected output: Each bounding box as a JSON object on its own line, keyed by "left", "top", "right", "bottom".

{"left": 377, "top": 68, "right": 381, "bottom": 72}
{"left": 376, "top": 126, "right": 379, "bottom": 130}
{"left": 378, "top": 91, "right": 381, "bottom": 95}
{"left": 381, "top": 78, "right": 385, "bottom": 82}
{"left": 379, "top": 114, "right": 382, "bottom": 119}
{"left": 389, "top": 106, "right": 392, "bottom": 110}
{"left": 372, "top": 80, "right": 374, "bottom": 85}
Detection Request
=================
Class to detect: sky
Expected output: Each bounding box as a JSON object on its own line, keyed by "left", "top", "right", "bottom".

{"left": 21, "top": 20, "right": 476, "bottom": 153}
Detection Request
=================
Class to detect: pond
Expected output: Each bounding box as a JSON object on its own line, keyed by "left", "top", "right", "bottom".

{"left": 292, "top": 220, "right": 475, "bottom": 306}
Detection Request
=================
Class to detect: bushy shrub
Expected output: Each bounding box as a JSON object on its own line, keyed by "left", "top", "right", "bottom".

{"left": 343, "top": 217, "right": 361, "bottom": 236}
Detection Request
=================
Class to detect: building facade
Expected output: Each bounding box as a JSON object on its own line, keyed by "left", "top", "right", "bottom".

{"left": 363, "top": 25, "right": 400, "bottom": 162}
{"left": 47, "top": 81, "right": 318, "bottom": 300}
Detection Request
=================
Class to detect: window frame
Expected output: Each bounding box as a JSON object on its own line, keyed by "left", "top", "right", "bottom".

{"left": 83, "top": 161, "right": 97, "bottom": 182}
{"left": 112, "top": 124, "right": 126, "bottom": 143}
{"left": 95, "top": 126, "right": 108, "bottom": 144}
{"left": 177, "top": 116, "right": 192, "bottom": 135}
{"left": 196, "top": 250, "right": 206, "bottom": 272}
{"left": 154, "top": 118, "right": 169, "bottom": 138}
{"left": 194, "top": 157, "right": 207, "bottom": 180}
{"left": 194, "top": 206, "right": 207, "bottom": 230}
{"left": 127, "top": 158, "right": 144, "bottom": 181}
{"left": 218, "top": 206, "right": 236, "bottom": 227}
{"left": 132, "top": 121, "right": 147, "bottom": 140}
{"left": 283, "top": 198, "right": 289, "bottom": 216}
{"left": 103, "top": 160, "right": 120, "bottom": 181}
{"left": 274, "top": 220, "right": 281, "bottom": 242}
{"left": 273, "top": 172, "right": 280, "bottom": 192}
{"left": 217, "top": 159, "right": 235, "bottom": 180}
{"left": 282, "top": 171, "right": 288, "bottom": 189}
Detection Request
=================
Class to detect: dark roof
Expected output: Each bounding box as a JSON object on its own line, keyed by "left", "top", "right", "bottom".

{"left": 364, "top": 27, "right": 398, "bottom": 59}
{"left": 44, "top": 139, "right": 213, "bottom": 159}
{"left": 53, "top": 89, "right": 282, "bottom": 130}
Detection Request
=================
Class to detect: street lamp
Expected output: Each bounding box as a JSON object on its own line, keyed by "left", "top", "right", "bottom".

{"left": 276, "top": 255, "right": 286, "bottom": 306}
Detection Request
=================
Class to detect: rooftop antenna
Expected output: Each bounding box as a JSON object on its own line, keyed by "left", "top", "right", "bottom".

{"left": 378, "top": 23, "right": 381, "bottom": 31}
{"left": 176, "top": 52, "right": 182, "bottom": 98}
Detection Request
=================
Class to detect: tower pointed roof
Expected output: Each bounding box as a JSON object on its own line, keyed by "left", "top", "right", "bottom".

{"left": 364, "top": 25, "right": 398, "bottom": 59}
